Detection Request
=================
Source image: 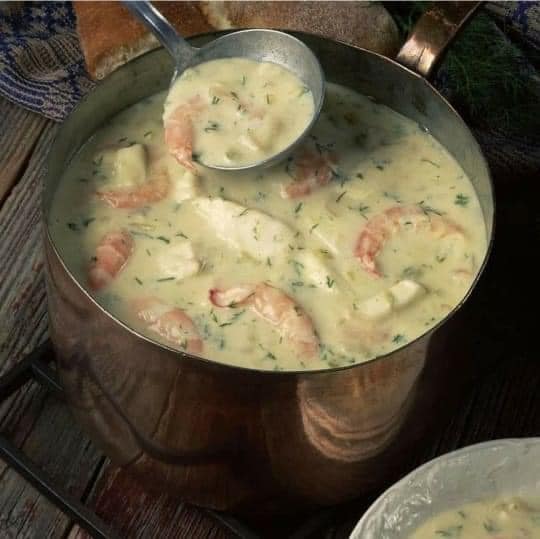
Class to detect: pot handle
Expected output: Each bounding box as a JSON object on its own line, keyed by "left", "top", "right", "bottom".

{"left": 396, "top": 1, "right": 481, "bottom": 78}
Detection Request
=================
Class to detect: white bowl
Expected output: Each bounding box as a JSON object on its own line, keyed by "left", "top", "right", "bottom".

{"left": 350, "top": 438, "right": 540, "bottom": 538}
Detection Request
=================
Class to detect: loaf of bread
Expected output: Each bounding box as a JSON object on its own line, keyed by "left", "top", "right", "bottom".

{"left": 74, "top": 1, "right": 400, "bottom": 79}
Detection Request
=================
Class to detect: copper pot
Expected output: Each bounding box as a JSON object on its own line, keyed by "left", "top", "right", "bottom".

{"left": 43, "top": 3, "right": 494, "bottom": 515}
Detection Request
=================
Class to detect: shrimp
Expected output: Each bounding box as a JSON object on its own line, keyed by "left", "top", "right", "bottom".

{"left": 88, "top": 230, "right": 134, "bottom": 290}
{"left": 164, "top": 96, "right": 205, "bottom": 172}
{"left": 97, "top": 168, "right": 169, "bottom": 209}
{"left": 133, "top": 297, "right": 203, "bottom": 354}
{"left": 281, "top": 146, "right": 337, "bottom": 199}
{"left": 210, "top": 283, "right": 319, "bottom": 359}
{"left": 355, "top": 205, "right": 464, "bottom": 277}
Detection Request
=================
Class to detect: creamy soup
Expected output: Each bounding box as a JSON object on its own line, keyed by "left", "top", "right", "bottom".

{"left": 49, "top": 82, "right": 487, "bottom": 371}
{"left": 409, "top": 497, "right": 540, "bottom": 538}
{"left": 163, "top": 58, "right": 315, "bottom": 168}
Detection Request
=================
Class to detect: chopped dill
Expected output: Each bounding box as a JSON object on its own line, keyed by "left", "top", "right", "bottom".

{"left": 335, "top": 191, "right": 347, "bottom": 203}
{"left": 418, "top": 200, "right": 443, "bottom": 216}
{"left": 455, "top": 193, "right": 470, "bottom": 206}
{"left": 421, "top": 158, "right": 441, "bottom": 168}
{"left": 204, "top": 121, "right": 220, "bottom": 132}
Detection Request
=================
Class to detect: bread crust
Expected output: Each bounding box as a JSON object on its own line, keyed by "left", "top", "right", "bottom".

{"left": 74, "top": 1, "right": 399, "bottom": 80}
{"left": 74, "top": 2, "right": 215, "bottom": 79}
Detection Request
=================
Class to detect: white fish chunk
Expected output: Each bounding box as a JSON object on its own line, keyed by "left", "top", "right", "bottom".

{"left": 295, "top": 251, "right": 337, "bottom": 292}
{"left": 157, "top": 241, "right": 200, "bottom": 280}
{"left": 192, "top": 197, "right": 295, "bottom": 260}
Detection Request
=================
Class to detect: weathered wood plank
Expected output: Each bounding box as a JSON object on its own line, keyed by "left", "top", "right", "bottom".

{"left": 0, "top": 121, "right": 58, "bottom": 483}
{"left": 0, "top": 121, "right": 56, "bottom": 456}
{"left": 0, "top": 118, "right": 105, "bottom": 538}
{"left": 0, "top": 97, "right": 48, "bottom": 205}
{"left": 0, "top": 394, "right": 104, "bottom": 539}
{"left": 66, "top": 464, "right": 235, "bottom": 539}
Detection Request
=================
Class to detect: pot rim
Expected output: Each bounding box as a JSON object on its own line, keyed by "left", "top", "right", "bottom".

{"left": 44, "top": 29, "right": 496, "bottom": 377}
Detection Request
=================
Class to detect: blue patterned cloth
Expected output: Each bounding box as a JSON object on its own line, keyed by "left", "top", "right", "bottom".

{"left": 0, "top": 2, "right": 94, "bottom": 121}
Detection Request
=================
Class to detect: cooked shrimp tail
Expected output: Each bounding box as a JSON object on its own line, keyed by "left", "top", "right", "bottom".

{"left": 210, "top": 283, "right": 319, "bottom": 358}
{"left": 133, "top": 297, "right": 203, "bottom": 354}
{"left": 88, "top": 230, "right": 134, "bottom": 290}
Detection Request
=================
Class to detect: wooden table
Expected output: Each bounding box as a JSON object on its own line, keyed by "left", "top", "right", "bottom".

{"left": 0, "top": 95, "right": 538, "bottom": 538}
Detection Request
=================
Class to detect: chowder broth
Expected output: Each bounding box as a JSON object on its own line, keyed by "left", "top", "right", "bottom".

{"left": 163, "top": 58, "right": 315, "bottom": 168}
{"left": 49, "top": 83, "right": 487, "bottom": 371}
{"left": 409, "top": 497, "right": 540, "bottom": 538}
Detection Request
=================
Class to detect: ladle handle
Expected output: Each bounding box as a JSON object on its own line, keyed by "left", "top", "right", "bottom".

{"left": 396, "top": 1, "right": 482, "bottom": 79}
{"left": 123, "top": 1, "right": 197, "bottom": 65}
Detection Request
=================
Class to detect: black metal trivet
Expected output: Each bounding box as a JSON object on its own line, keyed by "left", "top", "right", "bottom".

{"left": 0, "top": 341, "right": 339, "bottom": 539}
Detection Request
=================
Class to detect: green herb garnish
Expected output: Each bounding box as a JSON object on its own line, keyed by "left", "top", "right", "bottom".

{"left": 418, "top": 200, "right": 443, "bottom": 216}
{"left": 204, "top": 121, "right": 220, "bottom": 132}
{"left": 335, "top": 191, "right": 347, "bottom": 203}
{"left": 421, "top": 158, "right": 441, "bottom": 168}
{"left": 435, "top": 526, "right": 463, "bottom": 537}
{"left": 455, "top": 193, "right": 470, "bottom": 206}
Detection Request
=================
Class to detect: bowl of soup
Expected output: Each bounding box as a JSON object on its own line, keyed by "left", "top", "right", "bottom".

{"left": 350, "top": 438, "right": 540, "bottom": 538}
{"left": 43, "top": 24, "right": 494, "bottom": 514}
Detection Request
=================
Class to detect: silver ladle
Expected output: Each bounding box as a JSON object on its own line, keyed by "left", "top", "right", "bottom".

{"left": 124, "top": 1, "right": 325, "bottom": 171}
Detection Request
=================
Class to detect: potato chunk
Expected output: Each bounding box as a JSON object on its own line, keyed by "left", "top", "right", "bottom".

{"left": 357, "top": 291, "right": 393, "bottom": 320}
{"left": 167, "top": 160, "right": 201, "bottom": 202}
{"left": 358, "top": 279, "right": 426, "bottom": 320}
{"left": 388, "top": 279, "right": 426, "bottom": 308}
{"left": 113, "top": 144, "right": 147, "bottom": 188}
{"left": 192, "top": 197, "right": 295, "bottom": 260}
